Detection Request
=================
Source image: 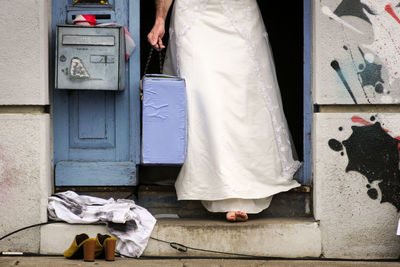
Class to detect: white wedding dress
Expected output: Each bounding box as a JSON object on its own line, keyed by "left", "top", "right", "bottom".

{"left": 163, "top": 0, "right": 301, "bottom": 213}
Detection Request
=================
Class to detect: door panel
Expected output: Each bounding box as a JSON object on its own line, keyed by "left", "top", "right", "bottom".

{"left": 70, "top": 91, "right": 115, "bottom": 149}
{"left": 52, "top": 0, "right": 140, "bottom": 186}
{"left": 56, "top": 161, "right": 136, "bottom": 186}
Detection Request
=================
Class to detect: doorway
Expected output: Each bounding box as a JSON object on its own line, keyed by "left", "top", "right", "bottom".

{"left": 137, "top": 1, "right": 309, "bottom": 219}
{"left": 139, "top": 0, "right": 304, "bottom": 185}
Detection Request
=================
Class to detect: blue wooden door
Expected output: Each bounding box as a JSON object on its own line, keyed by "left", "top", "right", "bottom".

{"left": 52, "top": 0, "right": 140, "bottom": 186}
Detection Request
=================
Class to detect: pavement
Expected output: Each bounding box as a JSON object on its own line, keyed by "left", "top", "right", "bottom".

{"left": 1, "top": 257, "right": 400, "bottom": 267}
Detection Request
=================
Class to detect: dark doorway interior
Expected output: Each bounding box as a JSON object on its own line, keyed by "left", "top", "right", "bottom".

{"left": 140, "top": 1, "right": 171, "bottom": 76}
{"left": 139, "top": 1, "right": 304, "bottom": 185}
{"left": 258, "top": 1, "right": 304, "bottom": 161}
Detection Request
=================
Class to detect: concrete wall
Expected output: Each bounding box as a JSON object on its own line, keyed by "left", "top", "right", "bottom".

{"left": 313, "top": 0, "right": 400, "bottom": 258}
{"left": 314, "top": 113, "right": 400, "bottom": 258}
{"left": 314, "top": 0, "right": 400, "bottom": 104}
{"left": 0, "top": 0, "right": 51, "bottom": 253}
{"left": 0, "top": 114, "right": 51, "bottom": 252}
{"left": 0, "top": 0, "right": 50, "bottom": 105}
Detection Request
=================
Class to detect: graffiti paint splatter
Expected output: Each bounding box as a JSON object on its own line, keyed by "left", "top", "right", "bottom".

{"left": 357, "top": 47, "right": 385, "bottom": 93}
{"left": 385, "top": 4, "right": 400, "bottom": 24}
{"left": 375, "top": 83, "right": 384, "bottom": 93}
{"left": 334, "top": 0, "right": 374, "bottom": 24}
{"left": 351, "top": 115, "right": 400, "bottom": 145}
{"left": 342, "top": 122, "right": 398, "bottom": 181}
{"left": 322, "top": 5, "right": 364, "bottom": 34}
{"left": 361, "top": 0, "right": 400, "bottom": 14}
{"left": 351, "top": 115, "right": 373, "bottom": 125}
{"left": 328, "top": 117, "right": 400, "bottom": 211}
{"left": 328, "top": 139, "right": 344, "bottom": 151}
{"left": 362, "top": 0, "right": 400, "bottom": 84}
{"left": 321, "top": 1, "right": 400, "bottom": 104}
{"left": 331, "top": 60, "right": 358, "bottom": 103}
{"left": 340, "top": 46, "right": 372, "bottom": 103}
{"left": 367, "top": 187, "right": 379, "bottom": 199}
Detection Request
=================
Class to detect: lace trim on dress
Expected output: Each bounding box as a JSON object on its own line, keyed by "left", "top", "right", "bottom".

{"left": 219, "top": 0, "right": 301, "bottom": 181}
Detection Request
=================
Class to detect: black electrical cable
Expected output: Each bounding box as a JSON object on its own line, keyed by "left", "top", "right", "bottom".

{"left": 1, "top": 222, "right": 400, "bottom": 262}
{"left": 148, "top": 237, "right": 265, "bottom": 259}
{"left": 0, "top": 221, "right": 64, "bottom": 241}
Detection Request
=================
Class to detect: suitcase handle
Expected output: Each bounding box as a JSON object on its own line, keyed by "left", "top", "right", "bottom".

{"left": 140, "top": 47, "right": 165, "bottom": 100}
{"left": 140, "top": 47, "right": 185, "bottom": 101}
{"left": 144, "top": 47, "right": 164, "bottom": 75}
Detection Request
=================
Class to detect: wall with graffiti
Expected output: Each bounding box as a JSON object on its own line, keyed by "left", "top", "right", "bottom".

{"left": 315, "top": 0, "right": 400, "bottom": 104}
{"left": 313, "top": 0, "right": 400, "bottom": 258}
{"left": 314, "top": 113, "right": 400, "bottom": 258}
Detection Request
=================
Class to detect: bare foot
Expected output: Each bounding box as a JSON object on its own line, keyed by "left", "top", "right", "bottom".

{"left": 226, "top": 211, "right": 236, "bottom": 222}
{"left": 235, "top": 211, "right": 248, "bottom": 222}
{"left": 226, "top": 211, "right": 248, "bottom": 222}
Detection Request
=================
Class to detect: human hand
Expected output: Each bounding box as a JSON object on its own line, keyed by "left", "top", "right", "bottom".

{"left": 147, "top": 20, "right": 166, "bottom": 51}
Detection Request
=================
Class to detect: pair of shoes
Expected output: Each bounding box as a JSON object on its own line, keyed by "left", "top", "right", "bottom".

{"left": 64, "top": 233, "right": 117, "bottom": 262}
{"left": 226, "top": 211, "right": 248, "bottom": 222}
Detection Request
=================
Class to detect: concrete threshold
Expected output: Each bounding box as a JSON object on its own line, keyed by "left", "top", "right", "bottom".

{"left": 2, "top": 257, "right": 399, "bottom": 267}
{"left": 40, "top": 218, "right": 321, "bottom": 258}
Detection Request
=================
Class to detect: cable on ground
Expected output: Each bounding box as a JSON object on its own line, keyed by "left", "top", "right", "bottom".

{"left": 1, "top": 221, "right": 399, "bottom": 262}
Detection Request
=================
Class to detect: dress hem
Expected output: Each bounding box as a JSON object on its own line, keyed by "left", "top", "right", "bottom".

{"left": 176, "top": 179, "right": 300, "bottom": 201}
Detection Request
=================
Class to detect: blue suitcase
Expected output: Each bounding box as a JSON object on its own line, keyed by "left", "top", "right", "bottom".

{"left": 140, "top": 74, "right": 187, "bottom": 164}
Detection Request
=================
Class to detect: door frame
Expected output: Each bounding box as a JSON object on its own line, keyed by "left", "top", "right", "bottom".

{"left": 302, "top": 0, "right": 312, "bottom": 185}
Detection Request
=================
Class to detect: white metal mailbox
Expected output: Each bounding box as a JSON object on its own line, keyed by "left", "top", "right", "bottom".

{"left": 55, "top": 24, "right": 125, "bottom": 90}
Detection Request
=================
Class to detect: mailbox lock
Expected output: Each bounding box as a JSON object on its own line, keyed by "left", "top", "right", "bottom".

{"left": 60, "top": 55, "right": 67, "bottom": 62}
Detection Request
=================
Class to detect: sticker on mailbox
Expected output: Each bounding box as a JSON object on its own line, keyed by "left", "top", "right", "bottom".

{"left": 70, "top": 57, "right": 90, "bottom": 79}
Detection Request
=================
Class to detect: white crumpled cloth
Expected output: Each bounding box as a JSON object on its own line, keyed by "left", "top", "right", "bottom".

{"left": 47, "top": 191, "right": 156, "bottom": 257}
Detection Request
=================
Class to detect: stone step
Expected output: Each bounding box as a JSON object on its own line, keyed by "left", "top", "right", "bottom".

{"left": 54, "top": 185, "right": 312, "bottom": 219}
{"left": 40, "top": 218, "right": 321, "bottom": 258}
{"left": 137, "top": 185, "right": 312, "bottom": 218}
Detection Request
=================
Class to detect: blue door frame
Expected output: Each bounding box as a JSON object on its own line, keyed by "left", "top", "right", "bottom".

{"left": 52, "top": 0, "right": 141, "bottom": 186}
{"left": 302, "top": 0, "right": 312, "bottom": 185}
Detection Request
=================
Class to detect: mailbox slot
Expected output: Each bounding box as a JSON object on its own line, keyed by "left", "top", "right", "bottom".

{"left": 62, "top": 35, "right": 115, "bottom": 46}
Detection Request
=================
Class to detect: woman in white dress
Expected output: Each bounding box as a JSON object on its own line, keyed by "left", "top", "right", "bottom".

{"left": 148, "top": 0, "right": 301, "bottom": 222}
